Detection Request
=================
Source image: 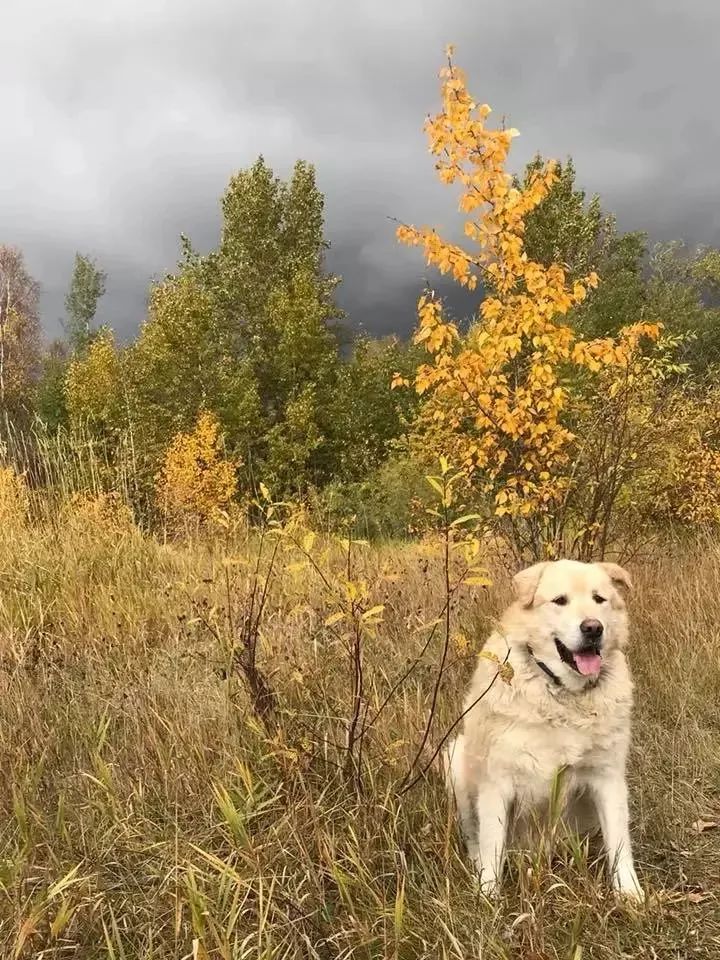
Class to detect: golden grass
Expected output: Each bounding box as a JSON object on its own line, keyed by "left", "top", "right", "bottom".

{"left": 0, "top": 499, "right": 718, "bottom": 958}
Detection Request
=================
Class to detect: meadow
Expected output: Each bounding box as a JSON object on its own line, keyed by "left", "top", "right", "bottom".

{"left": 0, "top": 484, "right": 718, "bottom": 959}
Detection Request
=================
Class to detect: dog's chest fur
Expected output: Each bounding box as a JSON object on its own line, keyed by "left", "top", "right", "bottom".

{"left": 461, "top": 633, "right": 634, "bottom": 806}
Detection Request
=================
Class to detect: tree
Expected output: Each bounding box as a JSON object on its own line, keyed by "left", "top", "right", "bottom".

{"left": 0, "top": 246, "right": 42, "bottom": 420}
{"left": 323, "top": 336, "right": 423, "bottom": 482}
{"left": 515, "top": 163, "right": 720, "bottom": 550}
{"left": 64, "top": 328, "right": 124, "bottom": 433}
{"left": 520, "top": 156, "right": 609, "bottom": 280}
{"left": 64, "top": 253, "right": 107, "bottom": 354}
{"left": 520, "top": 157, "right": 648, "bottom": 339}
{"left": 643, "top": 241, "right": 720, "bottom": 373}
{"left": 395, "top": 49, "right": 659, "bottom": 557}
{"left": 211, "top": 157, "right": 343, "bottom": 418}
{"left": 571, "top": 230, "right": 647, "bottom": 339}
{"left": 126, "top": 261, "right": 262, "bottom": 470}
{"left": 127, "top": 158, "right": 345, "bottom": 496}
{"left": 35, "top": 339, "right": 70, "bottom": 431}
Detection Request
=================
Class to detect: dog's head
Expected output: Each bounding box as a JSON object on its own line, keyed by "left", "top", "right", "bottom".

{"left": 511, "top": 559, "right": 631, "bottom": 686}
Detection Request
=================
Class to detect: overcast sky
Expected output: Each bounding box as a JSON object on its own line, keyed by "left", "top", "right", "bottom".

{"left": 2, "top": 0, "right": 719, "bottom": 341}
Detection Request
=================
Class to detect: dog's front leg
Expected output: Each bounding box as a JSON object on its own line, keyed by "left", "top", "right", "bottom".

{"left": 588, "top": 771, "right": 644, "bottom": 901}
{"left": 473, "top": 780, "right": 513, "bottom": 896}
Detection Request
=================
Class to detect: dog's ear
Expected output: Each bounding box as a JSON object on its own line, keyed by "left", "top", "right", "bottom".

{"left": 595, "top": 561, "right": 632, "bottom": 592}
{"left": 512, "top": 561, "right": 549, "bottom": 608}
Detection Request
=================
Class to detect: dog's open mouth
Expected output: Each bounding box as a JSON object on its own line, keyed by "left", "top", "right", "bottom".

{"left": 554, "top": 637, "right": 602, "bottom": 677}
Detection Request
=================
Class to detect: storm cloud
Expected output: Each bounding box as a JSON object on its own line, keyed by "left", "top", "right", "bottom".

{"left": 1, "top": 0, "right": 719, "bottom": 340}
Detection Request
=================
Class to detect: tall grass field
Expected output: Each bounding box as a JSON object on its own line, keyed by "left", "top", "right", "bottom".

{"left": 0, "top": 475, "right": 718, "bottom": 959}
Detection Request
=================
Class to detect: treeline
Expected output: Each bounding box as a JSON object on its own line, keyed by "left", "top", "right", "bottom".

{"left": 1, "top": 159, "right": 423, "bottom": 527}
{"left": 2, "top": 154, "right": 720, "bottom": 540}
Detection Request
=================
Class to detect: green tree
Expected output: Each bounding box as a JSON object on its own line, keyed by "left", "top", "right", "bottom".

{"left": 519, "top": 156, "right": 609, "bottom": 279}
{"left": 572, "top": 231, "right": 647, "bottom": 338}
{"left": 210, "top": 157, "right": 342, "bottom": 409}
{"left": 35, "top": 340, "right": 69, "bottom": 430}
{"left": 322, "top": 336, "right": 423, "bottom": 482}
{"left": 264, "top": 385, "right": 323, "bottom": 494}
{"left": 643, "top": 242, "right": 720, "bottom": 373}
{"left": 520, "top": 157, "right": 647, "bottom": 339}
{"left": 64, "top": 253, "right": 107, "bottom": 354}
{"left": 126, "top": 157, "right": 345, "bottom": 495}
{"left": 126, "top": 262, "right": 262, "bottom": 470}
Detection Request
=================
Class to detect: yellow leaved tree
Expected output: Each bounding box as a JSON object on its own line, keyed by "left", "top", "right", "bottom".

{"left": 156, "top": 411, "right": 238, "bottom": 525}
{"left": 395, "top": 48, "right": 659, "bottom": 557}
{"left": 64, "top": 329, "right": 124, "bottom": 432}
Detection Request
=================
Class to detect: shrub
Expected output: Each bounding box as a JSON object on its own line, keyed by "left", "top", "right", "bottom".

{"left": 155, "top": 411, "right": 238, "bottom": 525}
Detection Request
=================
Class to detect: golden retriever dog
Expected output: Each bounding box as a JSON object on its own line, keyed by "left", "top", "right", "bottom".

{"left": 446, "top": 559, "right": 644, "bottom": 901}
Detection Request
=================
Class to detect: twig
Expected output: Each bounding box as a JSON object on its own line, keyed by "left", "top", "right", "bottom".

{"left": 399, "top": 647, "right": 510, "bottom": 796}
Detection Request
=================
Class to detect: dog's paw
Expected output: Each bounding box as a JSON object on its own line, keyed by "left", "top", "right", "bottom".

{"left": 613, "top": 871, "right": 645, "bottom": 905}
{"left": 472, "top": 864, "right": 501, "bottom": 900}
{"left": 481, "top": 880, "right": 500, "bottom": 899}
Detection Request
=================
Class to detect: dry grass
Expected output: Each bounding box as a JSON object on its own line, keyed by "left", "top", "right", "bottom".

{"left": 0, "top": 497, "right": 718, "bottom": 959}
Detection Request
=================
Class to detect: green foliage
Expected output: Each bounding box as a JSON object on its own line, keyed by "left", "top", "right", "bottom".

{"left": 209, "top": 158, "right": 343, "bottom": 437}
{"left": 322, "top": 336, "right": 423, "bottom": 483}
{"left": 250, "top": 264, "right": 340, "bottom": 428}
{"left": 313, "top": 454, "right": 432, "bottom": 539}
{"left": 264, "top": 385, "right": 323, "bottom": 494}
{"left": 519, "top": 156, "right": 609, "bottom": 280}
{"left": 521, "top": 156, "right": 647, "bottom": 339}
{"left": 644, "top": 242, "right": 720, "bottom": 373}
{"left": 123, "top": 158, "right": 345, "bottom": 496}
{"left": 34, "top": 340, "right": 69, "bottom": 431}
{"left": 572, "top": 230, "right": 647, "bottom": 338}
{"left": 64, "top": 253, "right": 107, "bottom": 354}
{"left": 126, "top": 263, "right": 262, "bottom": 466}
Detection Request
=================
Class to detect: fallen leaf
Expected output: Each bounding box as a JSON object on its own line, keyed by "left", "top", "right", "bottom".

{"left": 691, "top": 819, "right": 718, "bottom": 834}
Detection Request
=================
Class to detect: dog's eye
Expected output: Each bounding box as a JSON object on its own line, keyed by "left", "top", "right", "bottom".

{"left": 593, "top": 593, "right": 607, "bottom": 604}
{"left": 552, "top": 595, "right": 568, "bottom": 606}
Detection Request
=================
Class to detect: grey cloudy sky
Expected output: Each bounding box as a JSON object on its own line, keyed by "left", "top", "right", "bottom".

{"left": 2, "top": 0, "right": 719, "bottom": 341}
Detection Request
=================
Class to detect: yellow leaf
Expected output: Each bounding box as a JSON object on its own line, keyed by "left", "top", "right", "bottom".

{"left": 464, "top": 575, "right": 492, "bottom": 587}
{"left": 453, "top": 632, "right": 470, "bottom": 654}
{"left": 361, "top": 604, "right": 385, "bottom": 621}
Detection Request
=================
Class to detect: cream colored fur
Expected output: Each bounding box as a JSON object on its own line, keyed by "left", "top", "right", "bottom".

{"left": 446, "top": 559, "right": 644, "bottom": 900}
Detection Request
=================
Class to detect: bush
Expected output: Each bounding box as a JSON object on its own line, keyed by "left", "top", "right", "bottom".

{"left": 310, "top": 455, "right": 434, "bottom": 539}
{"left": 155, "top": 411, "right": 238, "bottom": 525}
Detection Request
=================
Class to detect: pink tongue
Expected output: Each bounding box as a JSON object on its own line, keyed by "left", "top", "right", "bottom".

{"left": 574, "top": 652, "right": 602, "bottom": 676}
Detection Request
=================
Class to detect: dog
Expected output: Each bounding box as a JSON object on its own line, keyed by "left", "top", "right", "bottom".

{"left": 445, "top": 559, "right": 644, "bottom": 900}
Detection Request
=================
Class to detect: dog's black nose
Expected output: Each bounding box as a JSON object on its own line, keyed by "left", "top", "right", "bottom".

{"left": 580, "top": 618, "right": 603, "bottom": 641}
